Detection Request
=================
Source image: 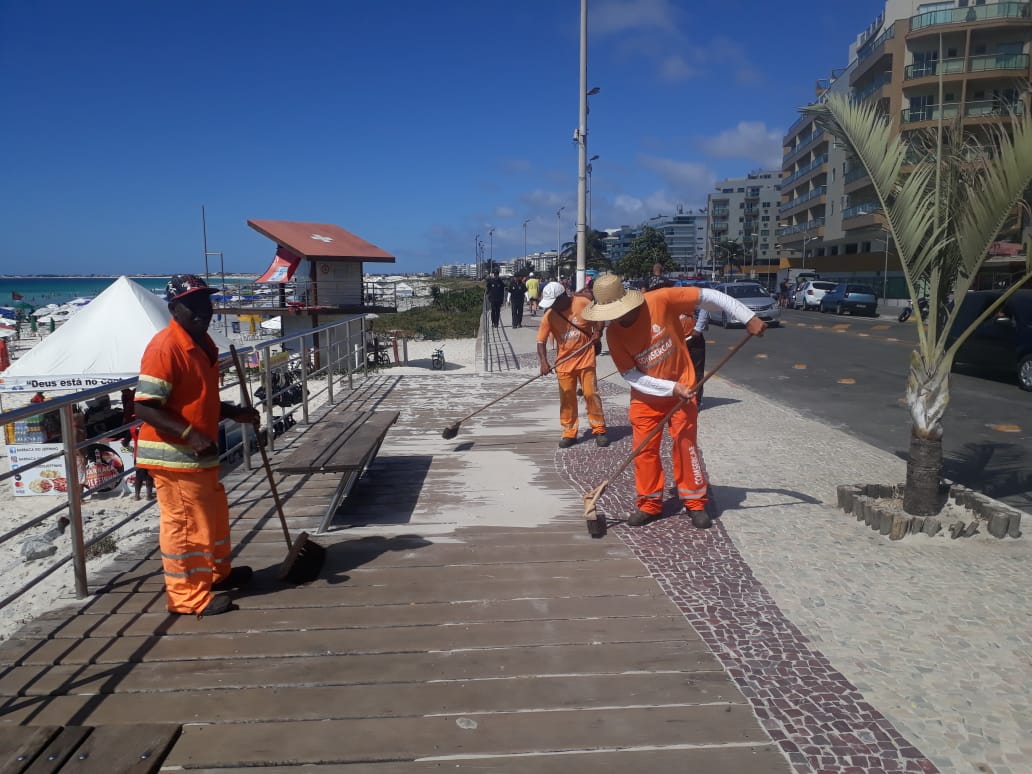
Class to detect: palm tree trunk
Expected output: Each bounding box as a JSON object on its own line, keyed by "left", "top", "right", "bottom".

{"left": 903, "top": 429, "right": 946, "bottom": 515}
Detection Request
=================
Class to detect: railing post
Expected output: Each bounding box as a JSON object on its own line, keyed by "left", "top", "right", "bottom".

{"left": 300, "top": 332, "right": 310, "bottom": 425}
{"left": 239, "top": 359, "right": 253, "bottom": 471}
{"left": 262, "top": 348, "right": 276, "bottom": 452}
{"left": 58, "top": 404, "right": 88, "bottom": 599}
{"left": 326, "top": 325, "right": 335, "bottom": 404}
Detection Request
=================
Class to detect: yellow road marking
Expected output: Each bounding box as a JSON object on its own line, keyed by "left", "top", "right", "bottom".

{"left": 754, "top": 353, "right": 768, "bottom": 359}
{"left": 793, "top": 364, "right": 807, "bottom": 370}
{"left": 872, "top": 325, "right": 890, "bottom": 330}
{"left": 833, "top": 324, "right": 850, "bottom": 330}
{"left": 990, "top": 424, "right": 1022, "bottom": 433}
{"left": 838, "top": 378, "right": 856, "bottom": 384}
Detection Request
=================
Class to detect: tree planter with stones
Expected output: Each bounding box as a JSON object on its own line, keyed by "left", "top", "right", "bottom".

{"left": 837, "top": 482, "right": 1024, "bottom": 541}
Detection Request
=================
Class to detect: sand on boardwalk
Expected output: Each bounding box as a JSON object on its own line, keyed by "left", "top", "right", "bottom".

{"left": 0, "top": 334, "right": 476, "bottom": 640}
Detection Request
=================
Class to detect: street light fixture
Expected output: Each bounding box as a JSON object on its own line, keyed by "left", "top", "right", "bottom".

{"left": 800, "top": 233, "right": 817, "bottom": 271}
{"left": 474, "top": 233, "right": 480, "bottom": 279}
{"left": 523, "top": 219, "right": 530, "bottom": 267}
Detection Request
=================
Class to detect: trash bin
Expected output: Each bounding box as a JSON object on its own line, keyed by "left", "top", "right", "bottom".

{"left": 231, "top": 321, "right": 240, "bottom": 334}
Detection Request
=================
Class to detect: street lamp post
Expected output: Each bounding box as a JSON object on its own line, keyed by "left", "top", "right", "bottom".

{"left": 556, "top": 206, "right": 565, "bottom": 276}
{"left": 523, "top": 219, "right": 530, "bottom": 267}
{"left": 488, "top": 227, "right": 495, "bottom": 275}
{"left": 877, "top": 228, "right": 893, "bottom": 299}
{"left": 800, "top": 233, "right": 816, "bottom": 271}
{"left": 587, "top": 154, "right": 599, "bottom": 230}
{"left": 205, "top": 250, "right": 226, "bottom": 336}
{"left": 474, "top": 233, "right": 480, "bottom": 279}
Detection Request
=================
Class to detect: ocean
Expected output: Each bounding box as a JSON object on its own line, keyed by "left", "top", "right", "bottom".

{"left": 0, "top": 276, "right": 255, "bottom": 309}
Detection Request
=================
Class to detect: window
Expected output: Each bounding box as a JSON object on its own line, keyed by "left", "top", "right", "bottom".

{"left": 829, "top": 246, "right": 839, "bottom": 256}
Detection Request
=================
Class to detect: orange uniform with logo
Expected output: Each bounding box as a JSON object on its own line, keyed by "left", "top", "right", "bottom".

{"left": 136, "top": 319, "right": 230, "bottom": 614}
{"left": 536, "top": 295, "right": 607, "bottom": 441}
{"left": 605, "top": 287, "right": 707, "bottom": 514}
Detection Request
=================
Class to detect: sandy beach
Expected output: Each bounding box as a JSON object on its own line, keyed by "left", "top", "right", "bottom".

{"left": 0, "top": 331, "right": 477, "bottom": 640}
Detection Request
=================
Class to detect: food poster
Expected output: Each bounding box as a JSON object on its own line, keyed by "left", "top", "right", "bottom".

{"left": 6, "top": 438, "right": 135, "bottom": 496}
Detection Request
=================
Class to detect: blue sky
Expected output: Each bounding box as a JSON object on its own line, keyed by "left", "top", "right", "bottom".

{"left": 2, "top": 0, "right": 885, "bottom": 276}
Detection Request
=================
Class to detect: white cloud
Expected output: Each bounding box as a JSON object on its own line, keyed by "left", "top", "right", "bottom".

{"left": 593, "top": 0, "right": 679, "bottom": 35}
{"left": 494, "top": 206, "right": 515, "bottom": 218}
{"left": 699, "top": 121, "right": 784, "bottom": 168}
{"left": 659, "top": 54, "right": 701, "bottom": 82}
{"left": 638, "top": 155, "right": 715, "bottom": 197}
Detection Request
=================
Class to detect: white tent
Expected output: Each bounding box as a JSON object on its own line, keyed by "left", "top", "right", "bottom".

{"left": 260, "top": 316, "right": 282, "bottom": 331}
{"left": 0, "top": 276, "right": 232, "bottom": 392}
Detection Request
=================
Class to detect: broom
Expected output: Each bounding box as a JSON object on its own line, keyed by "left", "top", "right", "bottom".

{"left": 230, "top": 346, "right": 325, "bottom": 583}
{"left": 441, "top": 335, "right": 600, "bottom": 440}
{"left": 582, "top": 331, "right": 756, "bottom": 538}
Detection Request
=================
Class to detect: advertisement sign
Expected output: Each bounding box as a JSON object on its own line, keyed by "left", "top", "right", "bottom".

{"left": 6, "top": 438, "right": 135, "bottom": 496}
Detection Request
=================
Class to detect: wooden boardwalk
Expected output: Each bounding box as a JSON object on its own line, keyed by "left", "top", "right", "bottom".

{"left": 0, "top": 355, "right": 788, "bottom": 771}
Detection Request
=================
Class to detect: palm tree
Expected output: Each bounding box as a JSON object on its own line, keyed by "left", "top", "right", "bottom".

{"left": 803, "top": 93, "right": 1032, "bottom": 515}
{"left": 713, "top": 239, "right": 746, "bottom": 275}
{"left": 557, "top": 229, "right": 612, "bottom": 279}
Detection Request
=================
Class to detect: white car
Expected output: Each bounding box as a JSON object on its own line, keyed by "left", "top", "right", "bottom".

{"left": 793, "top": 280, "right": 838, "bottom": 310}
{"left": 713, "top": 282, "right": 781, "bottom": 326}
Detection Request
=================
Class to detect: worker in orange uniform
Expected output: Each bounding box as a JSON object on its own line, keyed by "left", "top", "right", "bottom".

{"left": 582, "top": 274, "right": 765, "bottom": 528}
{"left": 536, "top": 281, "right": 609, "bottom": 449}
{"left": 135, "top": 274, "right": 259, "bottom": 617}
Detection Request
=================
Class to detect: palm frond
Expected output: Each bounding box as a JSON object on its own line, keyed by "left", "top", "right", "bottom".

{"left": 955, "top": 115, "right": 1032, "bottom": 272}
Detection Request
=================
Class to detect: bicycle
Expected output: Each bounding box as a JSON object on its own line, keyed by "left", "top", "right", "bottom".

{"left": 431, "top": 346, "right": 445, "bottom": 370}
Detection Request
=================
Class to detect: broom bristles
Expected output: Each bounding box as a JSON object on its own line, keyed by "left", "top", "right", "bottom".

{"left": 278, "top": 532, "right": 326, "bottom": 584}
{"left": 441, "top": 423, "right": 460, "bottom": 439}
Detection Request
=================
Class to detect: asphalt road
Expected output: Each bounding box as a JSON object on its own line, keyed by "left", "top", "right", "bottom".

{"left": 704, "top": 307, "right": 1032, "bottom": 512}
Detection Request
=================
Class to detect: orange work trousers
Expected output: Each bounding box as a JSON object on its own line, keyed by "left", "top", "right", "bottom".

{"left": 152, "top": 467, "right": 232, "bottom": 614}
{"left": 557, "top": 367, "right": 606, "bottom": 439}
{"left": 629, "top": 395, "right": 708, "bottom": 515}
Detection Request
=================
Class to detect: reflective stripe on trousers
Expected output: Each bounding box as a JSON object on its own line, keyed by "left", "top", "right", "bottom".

{"left": 153, "top": 467, "right": 232, "bottom": 615}
{"left": 557, "top": 367, "right": 607, "bottom": 438}
{"left": 629, "top": 396, "right": 708, "bottom": 514}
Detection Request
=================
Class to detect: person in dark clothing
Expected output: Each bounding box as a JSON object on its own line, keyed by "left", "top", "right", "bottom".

{"left": 508, "top": 276, "right": 527, "bottom": 328}
{"left": 486, "top": 270, "right": 506, "bottom": 328}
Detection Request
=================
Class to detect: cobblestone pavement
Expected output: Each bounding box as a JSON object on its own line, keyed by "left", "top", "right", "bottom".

{"left": 494, "top": 322, "right": 1031, "bottom": 774}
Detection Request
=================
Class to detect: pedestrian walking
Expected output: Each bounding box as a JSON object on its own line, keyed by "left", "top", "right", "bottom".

{"left": 485, "top": 270, "right": 506, "bottom": 328}
{"left": 536, "top": 281, "right": 609, "bottom": 449}
{"left": 526, "top": 273, "right": 541, "bottom": 316}
{"left": 509, "top": 275, "right": 527, "bottom": 328}
{"left": 134, "top": 274, "right": 260, "bottom": 617}
{"left": 582, "top": 274, "right": 765, "bottom": 527}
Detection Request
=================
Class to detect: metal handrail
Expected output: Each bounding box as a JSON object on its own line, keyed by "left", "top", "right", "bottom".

{"left": 0, "top": 314, "right": 369, "bottom": 608}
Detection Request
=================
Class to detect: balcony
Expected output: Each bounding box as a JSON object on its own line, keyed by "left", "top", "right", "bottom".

{"left": 843, "top": 202, "right": 882, "bottom": 220}
{"left": 778, "top": 218, "right": 825, "bottom": 238}
{"left": 853, "top": 71, "right": 893, "bottom": 104}
{"left": 781, "top": 154, "right": 829, "bottom": 189}
{"left": 901, "top": 99, "right": 1025, "bottom": 122}
{"left": 910, "top": 2, "right": 1030, "bottom": 33}
{"left": 904, "top": 53, "right": 1029, "bottom": 80}
{"left": 779, "top": 185, "right": 827, "bottom": 215}
{"left": 844, "top": 167, "right": 869, "bottom": 185}
{"left": 710, "top": 207, "right": 730, "bottom": 217}
{"left": 782, "top": 129, "right": 826, "bottom": 164}
{"left": 856, "top": 25, "right": 896, "bottom": 63}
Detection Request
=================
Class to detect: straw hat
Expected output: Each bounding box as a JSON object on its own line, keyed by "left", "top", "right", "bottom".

{"left": 581, "top": 275, "right": 644, "bottom": 321}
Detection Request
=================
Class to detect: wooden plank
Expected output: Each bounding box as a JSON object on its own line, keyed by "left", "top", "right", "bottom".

{"left": 0, "top": 725, "right": 62, "bottom": 773}
{"left": 20, "top": 725, "right": 92, "bottom": 774}
{"left": 9, "top": 615, "right": 695, "bottom": 666}
{"left": 0, "top": 671, "right": 743, "bottom": 726}
{"left": 164, "top": 706, "right": 770, "bottom": 768}
{"left": 277, "top": 412, "right": 370, "bottom": 471}
{"left": 57, "top": 724, "right": 179, "bottom": 773}
{"left": 179, "top": 747, "right": 790, "bottom": 774}
{"left": 18, "top": 593, "right": 681, "bottom": 640}
{"left": 0, "top": 640, "right": 718, "bottom": 699}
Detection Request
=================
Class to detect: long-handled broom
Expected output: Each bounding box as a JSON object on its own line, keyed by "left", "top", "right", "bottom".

{"left": 230, "top": 346, "right": 325, "bottom": 583}
{"left": 582, "top": 331, "right": 756, "bottom": 538}
{"left": 441, "top": 335, "right": 600, "bottom": 440}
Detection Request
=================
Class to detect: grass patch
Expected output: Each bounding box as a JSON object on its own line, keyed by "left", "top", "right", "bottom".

{"left": 371, "top": 280, "right": 483, "bottom": 340}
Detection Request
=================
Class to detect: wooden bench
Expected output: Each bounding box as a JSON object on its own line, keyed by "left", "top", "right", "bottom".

{"left": 277, "top": 409, "right": 399, "bottom": 533}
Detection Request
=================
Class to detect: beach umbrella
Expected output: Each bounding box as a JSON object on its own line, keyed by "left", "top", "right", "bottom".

{"left": 0, "top": 327, "right": 17, "bottom": 339}
{"left": 260, "top": 316, "right": 282, "bottom": 331}
{"left": 33, "top": 305, "right": 59, "bottom": 316}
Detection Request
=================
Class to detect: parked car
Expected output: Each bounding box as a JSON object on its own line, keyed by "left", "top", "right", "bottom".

{"left": 819, "top": 283, "right": 879, "bottom": 316}
{"left": 713, "top": 282, "right": 781, "bottom": 326}
{"left": 947, "top": 290, "right": 1032, "bottom": 391}
{"left": 792, "top": 280, "right": 838, "bottom": 310}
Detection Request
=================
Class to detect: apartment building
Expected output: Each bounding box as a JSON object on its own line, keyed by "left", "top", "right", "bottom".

{"left": 603, "top": 209, "right": 709, "bottom": 273}
{"left": 706, "top": 170, "right": 782, "bottom": 282}
{"left": 780, "top": 0, "right": 1031, "bottom": 297}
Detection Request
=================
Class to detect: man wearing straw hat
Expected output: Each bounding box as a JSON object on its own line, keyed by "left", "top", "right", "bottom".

{"left": 582, "top": 274, "right": 765, "bottom": 528}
